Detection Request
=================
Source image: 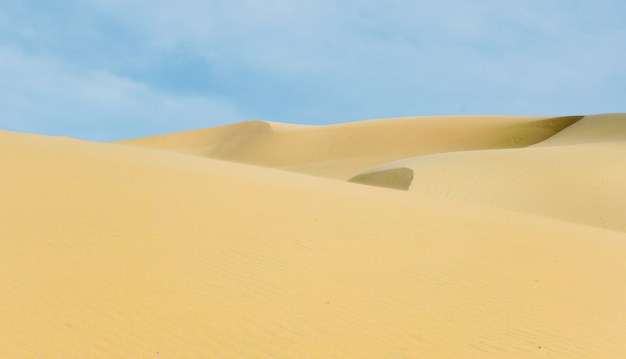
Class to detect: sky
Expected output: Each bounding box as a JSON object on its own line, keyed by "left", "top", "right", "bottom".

{"left": 1, "top": 0, "right": 625, "bottom": 141}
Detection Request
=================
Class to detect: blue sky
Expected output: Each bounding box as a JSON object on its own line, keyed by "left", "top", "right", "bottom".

{"left": 1, "top": 0, "right": 625, "bottom": 141}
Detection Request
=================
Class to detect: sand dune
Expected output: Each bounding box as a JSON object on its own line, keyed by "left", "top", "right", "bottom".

{"left": 2, "top": 114, "right": 626, "bottom": 358}
{"left": 349, "top": 114, "right": 626, "bottom": 232}
{"left": 121, "top": 115, "right": 582, "bottom": 179}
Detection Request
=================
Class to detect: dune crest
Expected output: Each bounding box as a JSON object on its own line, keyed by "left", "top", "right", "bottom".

{"left": 121, "top": 115, "right": 582, "bottom": 179}
{"left": 495, "top": 115, "right": 583, "bottom": 146}
{"left": 533, "top": 113, "right": 626, "bottom": 146}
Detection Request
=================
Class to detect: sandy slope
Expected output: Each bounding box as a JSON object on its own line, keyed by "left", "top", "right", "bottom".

{"left": 2, "top": 114, "right": 626, "bottom": 358}
{"left": 350, "top": 114, "right": 626, "bottom": 232}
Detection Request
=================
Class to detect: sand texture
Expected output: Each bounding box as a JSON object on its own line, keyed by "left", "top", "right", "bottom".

{"left": 2, "top": 114, "right": 626, "bottom": 358}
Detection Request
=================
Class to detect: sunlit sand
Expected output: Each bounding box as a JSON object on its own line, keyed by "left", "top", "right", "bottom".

{"left": 2, "top": 114, "right": 625, "bottom": 358}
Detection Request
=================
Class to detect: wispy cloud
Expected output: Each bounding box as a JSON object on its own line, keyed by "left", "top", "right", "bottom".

{"left": 0, "top": 47, "right": 248, "bottom": 140}
{"left": 1, "top": 0, "right": 625, "bottom": 140}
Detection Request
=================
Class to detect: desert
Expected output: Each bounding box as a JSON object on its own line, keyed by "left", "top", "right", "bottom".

{"left": 1, "top": 113, "right": 626, "bottom": 358}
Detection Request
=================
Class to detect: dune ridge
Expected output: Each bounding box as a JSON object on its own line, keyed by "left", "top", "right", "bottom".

{"left": 121, "top": 115, "right": 582, "bottom": 179}
{"left": 347, "top": 114, "right": 626, "bottom": 232}
{"left": 534, "top": 113, "right": 626, "bottom": 145}
{"left": 2, "top": 113, "right": 626, "bottom": 358}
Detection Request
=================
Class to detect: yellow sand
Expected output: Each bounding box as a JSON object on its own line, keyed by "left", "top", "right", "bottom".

{"left": 120, "top": 115, "right": 582, "bottom": 179}
{"left": 351, "top": 114, "right": 626, "bottom": 232}
{"left": 2, "top": 114, "right": 626, "bottom": 358}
